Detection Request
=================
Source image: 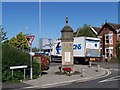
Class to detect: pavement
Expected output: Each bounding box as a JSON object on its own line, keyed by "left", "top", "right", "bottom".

{"left": 2, "top": 64, "right": 111, "bottom": 90}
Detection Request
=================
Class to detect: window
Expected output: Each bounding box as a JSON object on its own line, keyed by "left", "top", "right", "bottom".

{"left": 109, "top": 49, "right": 113, "bottom": 57}
{"left": 105, "top": 34, "right": 113, "bottom": 44}
{"left": 105, "top": 48, "right": 109, "bottom": 58}
{"left": 105, "top": 48, "right": 113, "bottom": 58}
{"left": 109, "top": 34, "right": 113, "bottom": 44}
{"left": 105, "top": 35, "right": 109, "bottom": 44}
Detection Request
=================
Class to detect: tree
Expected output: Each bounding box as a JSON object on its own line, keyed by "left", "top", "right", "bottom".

{"left": 8, "top": 37, "right": 17, "bottom": 48}
{"left": 0, "top": 25, "right": 8, "bottom": 42}
{"left": 32, "top": 47, "right": 39, "bottom": 52}
{"left": 3, "top": 40, "right": 9, "bottom": 45}
{"left": 77, "top": 24, "right": 96, "bottom": 37}
{"left": 8, "top": 32, "right": 29, "bottom": 50}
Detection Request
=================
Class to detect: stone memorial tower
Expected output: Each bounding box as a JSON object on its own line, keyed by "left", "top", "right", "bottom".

{"left": 61, "top": 16, "right": 74, "bottom": 70}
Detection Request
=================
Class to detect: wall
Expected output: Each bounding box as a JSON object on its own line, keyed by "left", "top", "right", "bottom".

{"left": 98, "top": 25, "right": 117, "bottom": 58}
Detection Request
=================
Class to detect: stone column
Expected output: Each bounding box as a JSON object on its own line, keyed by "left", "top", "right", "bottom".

{"left": 61, "top": 16, "right": 74, "bottom": 73}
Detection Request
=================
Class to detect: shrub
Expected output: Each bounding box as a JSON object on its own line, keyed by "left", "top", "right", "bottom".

{"left": 109, "top": 56, "right": 118, "bottom": 63}
{"left": 32, "top": 59, "right": 40, "bottom": 79}
{"left": 32, "top": 54, "right": 50, "bottom": 71}
{"left": 44, "top": 55, "right": 50, "bottom": 62}
{"left": 41, "top": 55, "right": 49, "bottom": 71}
{"left": 2, "top": 44, "right": 40, "bottom": 82}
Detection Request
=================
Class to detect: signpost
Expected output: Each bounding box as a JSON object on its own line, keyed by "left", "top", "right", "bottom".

{"left": 26, "top": 35, "right": 35, "bottom": 80}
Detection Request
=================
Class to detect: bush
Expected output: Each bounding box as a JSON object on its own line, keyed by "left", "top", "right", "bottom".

{"left": 41, "top": 55, "right": 49, "bottom": 71}
{"left": 32, "top": 59, "right": 40, "bottom": 79}
{"left": 44, "top": 55, "right": 50, "bottom": 62}
{"left": 32, "top": 54, "right": 50, "bottom": 71}
{"left": 2, "top": 44, "right": 40, "bottom": 82}
{"left": 109, "top": 56, "right": 118, "bottom": 63}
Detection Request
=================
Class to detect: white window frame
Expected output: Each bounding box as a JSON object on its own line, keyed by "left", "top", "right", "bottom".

{"left": 105, "top": 34, "right": 109, "bottom": 44}
{"left": 104, "top": 34, "right": 113, "bottom": 45}
{"left": 109, "top": 34, "right": 113, "bottom": 44}
{"left": 105, "top": 47, "right": 113, "bottom": 58}
{"left": 105, "top": 48, "right": 109, "bottom": 58}
{"left": 109, "top": 47, "right": 113, "bottom": 57}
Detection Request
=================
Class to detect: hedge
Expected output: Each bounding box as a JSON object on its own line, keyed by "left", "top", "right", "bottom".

{"left": 2, "top": 44, "right": 40, "bottom": 82}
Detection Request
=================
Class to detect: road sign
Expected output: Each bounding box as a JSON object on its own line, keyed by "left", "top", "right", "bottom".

{"left": 56, "top": 42, "right": 61, "bottom": 54}
{"left": 26, "top": 35, "right": 35, "bottom": 46}
{"left": 26, "top": 35, "right": 35, "bottom": 80}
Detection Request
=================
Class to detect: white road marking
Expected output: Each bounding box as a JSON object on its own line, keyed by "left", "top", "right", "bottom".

{"left": 95, "top": 68, "right": 111, "bottom": 80}
{"left": 12, "top": 86, "right": 40, "bottom": 90}
{"left": 109, "top": 68, "right": 120, "bottom": 71}
{"left": 99, "top": 75, "right": 120, "bottom": 83}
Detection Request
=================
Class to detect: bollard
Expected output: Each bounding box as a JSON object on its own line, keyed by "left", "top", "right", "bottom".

{"left": 81, "top": 68, "right": 85, "bottom": 77}
{"left": 89, "top": 61, "right": 92, "bottom": 68}
{"left": 96, "top": 64, "right": 100, "bottom": 72}
{"left": 58, "top": 66, "right": 61, "bottom": 72}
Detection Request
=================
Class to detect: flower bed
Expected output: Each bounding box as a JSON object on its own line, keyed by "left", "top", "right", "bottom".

{"left": 62, "top": 67, "right": 72, "bottom": 75}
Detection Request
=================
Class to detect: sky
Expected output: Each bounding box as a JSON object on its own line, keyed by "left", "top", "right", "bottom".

{"left": 2, "top": 2, "right": 118, "bottom": 48}
{"left": 2, "top": 2, "right": 39, "bottom": 48}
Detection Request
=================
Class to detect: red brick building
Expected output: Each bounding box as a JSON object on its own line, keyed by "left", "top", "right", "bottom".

{"left": 90, "top": 22, "right": 120, "bottom": 59}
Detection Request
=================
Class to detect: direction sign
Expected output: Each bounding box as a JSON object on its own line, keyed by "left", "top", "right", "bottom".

{"left": 26, "top": 35, "right": 35, "bottom": 46}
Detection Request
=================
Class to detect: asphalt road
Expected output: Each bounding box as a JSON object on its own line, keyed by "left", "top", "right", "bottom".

{"left": 49, "top": 62, "right": 120, "bottom": 89}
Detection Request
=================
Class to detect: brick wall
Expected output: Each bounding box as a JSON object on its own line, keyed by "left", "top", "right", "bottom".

{"left": 98, "top": 25, "right": 117, "bottom": 58}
